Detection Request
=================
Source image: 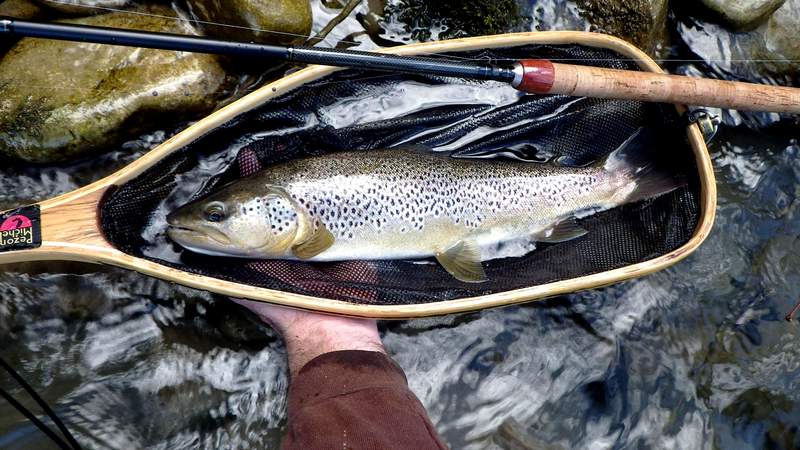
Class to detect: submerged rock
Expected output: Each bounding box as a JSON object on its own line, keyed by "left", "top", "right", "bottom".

{"left": 0, "top": 7, "right": 227, "bottom": 163}
{"left": 699, "top": 0, "right": 785, "bottom": 30}
{"left": 184, "top": 0, "right": 312, "bottom": 44}
{"left": 32, "top": 0, "right": 130, "bottom": 15}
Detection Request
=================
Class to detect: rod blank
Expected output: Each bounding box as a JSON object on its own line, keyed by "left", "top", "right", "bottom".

{"left": 0, "top": 17, "right": 515, "bottom": 82}
{"left": 1, "top": 17, "right": 289, "bottom": 58}
{"left": 2, "top": 17, "right": 799, "bottom": 114}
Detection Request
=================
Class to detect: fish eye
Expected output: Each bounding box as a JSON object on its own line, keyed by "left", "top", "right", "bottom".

{"left": 204, "top": 202, "right": 226, "bottom": 222}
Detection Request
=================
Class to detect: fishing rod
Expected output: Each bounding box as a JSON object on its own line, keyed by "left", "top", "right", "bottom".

{"left": 1, "top": 17, "right": 799, "bottom": 114}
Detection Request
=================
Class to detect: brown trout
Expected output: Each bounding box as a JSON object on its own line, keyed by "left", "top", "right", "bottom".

{"left": 166, "top": 133, "right": 677, "bottom": 282}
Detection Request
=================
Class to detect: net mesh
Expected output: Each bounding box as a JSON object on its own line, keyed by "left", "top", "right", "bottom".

{"left": 100, "top": 44, "right": 701, "bottom": 305}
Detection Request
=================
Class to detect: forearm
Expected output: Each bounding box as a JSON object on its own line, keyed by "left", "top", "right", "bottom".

{"left": 280, "top": 315, "right": 385, "bottom": 377}
{"left": 231, "top": 299, "right": 385, "bottom": 376}
{"left": 231, "top": 299, "right": 448, "bottom": 449}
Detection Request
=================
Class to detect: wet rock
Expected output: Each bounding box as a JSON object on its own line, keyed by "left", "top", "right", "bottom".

{"left": 762, "top": 0, "right": 800, "bottom": 73}
{"left": 575, "top": 0, "right": 669, "bottom": 53}
{"left": 0, "top": 6, "right": 228, "bottom": 163}
{"left": 381, "top": 0, "right": 529, "bottom": 41}
{"left": 699, "top": 0, "right": 785, "bottom": 30}
{"left": 378, "top": 0, "right": 668, "bottom": 54}
{"left": 0, "top": 0, "right": 44, "bottom": 53}
{"left": 678, "top": 0, "right": 800, "bottom": 79}
{"left": 0, "top": 0, "right": 43, "bottom": 19}
{"left": 184, "top": 0, "right": 312, "bottom": 44}
{"left": 32, "top": 0, "right": 129, "bottom": 16}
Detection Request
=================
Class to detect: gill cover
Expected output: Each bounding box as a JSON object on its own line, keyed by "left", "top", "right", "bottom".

{"left": 251, "top": 187, "right": 336, "bottom": 259}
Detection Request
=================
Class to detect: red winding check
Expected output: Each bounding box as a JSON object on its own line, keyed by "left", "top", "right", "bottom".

{"left": 516, "top": 59, "right": 556, "bottom": 94}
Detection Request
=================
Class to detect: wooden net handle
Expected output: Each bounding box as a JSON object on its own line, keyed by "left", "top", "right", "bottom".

{"left": 0, "top": 187, "right": 113, "bottom": 264}
{"left": 514, "top": 59, "right": 800, "bottom": 114}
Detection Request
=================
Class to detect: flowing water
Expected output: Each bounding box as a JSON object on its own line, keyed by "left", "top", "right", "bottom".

{"left": 2, "top": 1, "right": 800, "bottom": 449}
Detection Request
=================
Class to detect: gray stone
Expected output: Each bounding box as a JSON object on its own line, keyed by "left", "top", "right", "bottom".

{"left": 762, "top": 0, "right": 800, "bottom": 71}
{"left": 185, "top": 0, "right": 312, "bottom": 45}
{"left": 679, "top": 0, "right": 800, "bottom": 78}
{"left": 700, "top": 0, "right": 785, "bottom": 30}
{"left": 0, "top": 6, "right": 228, "bottom": 163}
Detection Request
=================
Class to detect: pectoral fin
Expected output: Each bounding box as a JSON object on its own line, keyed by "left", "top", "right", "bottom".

{"left": 292, "top": 224, "right": 335, "bottom": 259}
{"left": 534, "top": 219, "right": 588, "bottom": 243}
{"left": 435, "top": 239, "right": 487, "bottom": 283}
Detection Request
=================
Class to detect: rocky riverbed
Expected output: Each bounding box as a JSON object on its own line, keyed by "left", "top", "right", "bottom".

{"left": 1, "top": 0, "right": 799, "bottom": 449}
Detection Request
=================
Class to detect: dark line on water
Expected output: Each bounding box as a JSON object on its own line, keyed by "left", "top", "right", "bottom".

{"left": 0, "top": 356, "right": 82, "bottom": 449}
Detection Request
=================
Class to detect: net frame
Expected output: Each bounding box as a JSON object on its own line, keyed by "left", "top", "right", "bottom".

{"left": 102, "top": 45, "right": 703, "bottom": 305}
{"left": 0, "top": 32, "right": 717, "bottom": 318}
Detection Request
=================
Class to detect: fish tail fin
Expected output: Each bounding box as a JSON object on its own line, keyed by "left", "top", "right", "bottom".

{"left": 602, "top": 128, "right": 684, "bottom": 204}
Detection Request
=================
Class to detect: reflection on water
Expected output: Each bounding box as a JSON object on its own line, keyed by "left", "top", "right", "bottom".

{"left": 2, "top": 1, "right": 800, "bottom": 449}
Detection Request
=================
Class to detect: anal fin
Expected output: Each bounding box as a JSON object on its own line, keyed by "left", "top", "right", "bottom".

{"left": 435, "top": 239, "right": 487, "bottom": 283}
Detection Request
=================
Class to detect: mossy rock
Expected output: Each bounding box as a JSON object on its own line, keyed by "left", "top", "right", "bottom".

{"left": 383, "top": 0, "right": 528, "bottom": 41}
{"left": 380, "top": 0, "right": 668, "bottom": 54}
{"left": 0, "top": 0, "right": 45, "bottom": 53}
{"left": 575, "top": 0, "right": 669, "bottom": 52}
{"left": 0, "top": 0, "right": 44, "bottom": 19}
{"left": 184, "top": 0, "right": 312, "bottom": 45}
{"left": 0, "top": 6, "right": 228, "bottom": 163}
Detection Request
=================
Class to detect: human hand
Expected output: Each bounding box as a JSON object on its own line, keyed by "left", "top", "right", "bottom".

{"left": 231, "top": 299, "right": 385, "bottom": 377}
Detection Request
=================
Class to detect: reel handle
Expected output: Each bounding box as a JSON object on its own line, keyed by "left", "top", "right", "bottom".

{"left": 512, "top": 59, "right": 800, "bottom": 114}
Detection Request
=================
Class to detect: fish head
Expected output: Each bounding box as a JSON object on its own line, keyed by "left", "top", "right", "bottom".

{"left": 166, "top": 184, "right": 308, "bottom": 258}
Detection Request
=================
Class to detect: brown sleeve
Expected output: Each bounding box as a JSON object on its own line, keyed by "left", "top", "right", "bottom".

{"left": 282, "top": 350, "right": 448, "bottom": 450}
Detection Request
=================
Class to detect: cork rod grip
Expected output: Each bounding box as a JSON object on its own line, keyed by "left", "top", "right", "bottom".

{"left": 513, "top": 59, "right": 800, "bottom": 114}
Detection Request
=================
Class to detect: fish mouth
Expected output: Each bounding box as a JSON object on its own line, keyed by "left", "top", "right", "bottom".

{"left": 167, "top": 223, "right": 193, "bottom": 233}
{"left": 166, "top": 224, "right": 233, "bottom": 247}
{"left": 166, "top": 225, "right": 203, "bottom": 242}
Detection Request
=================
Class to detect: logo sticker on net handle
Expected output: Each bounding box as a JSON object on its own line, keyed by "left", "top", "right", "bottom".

{"left": 0, "top": 205, "right": 42, "bottom": 252}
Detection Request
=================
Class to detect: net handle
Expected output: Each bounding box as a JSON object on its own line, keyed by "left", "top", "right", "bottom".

{"left": 0, "top": 187, "right": 114, "bottom": 265}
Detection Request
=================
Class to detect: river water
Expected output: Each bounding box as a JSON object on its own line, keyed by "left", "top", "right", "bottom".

{"left": 1, "top": 1, "right": 800, "bottom": 449}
